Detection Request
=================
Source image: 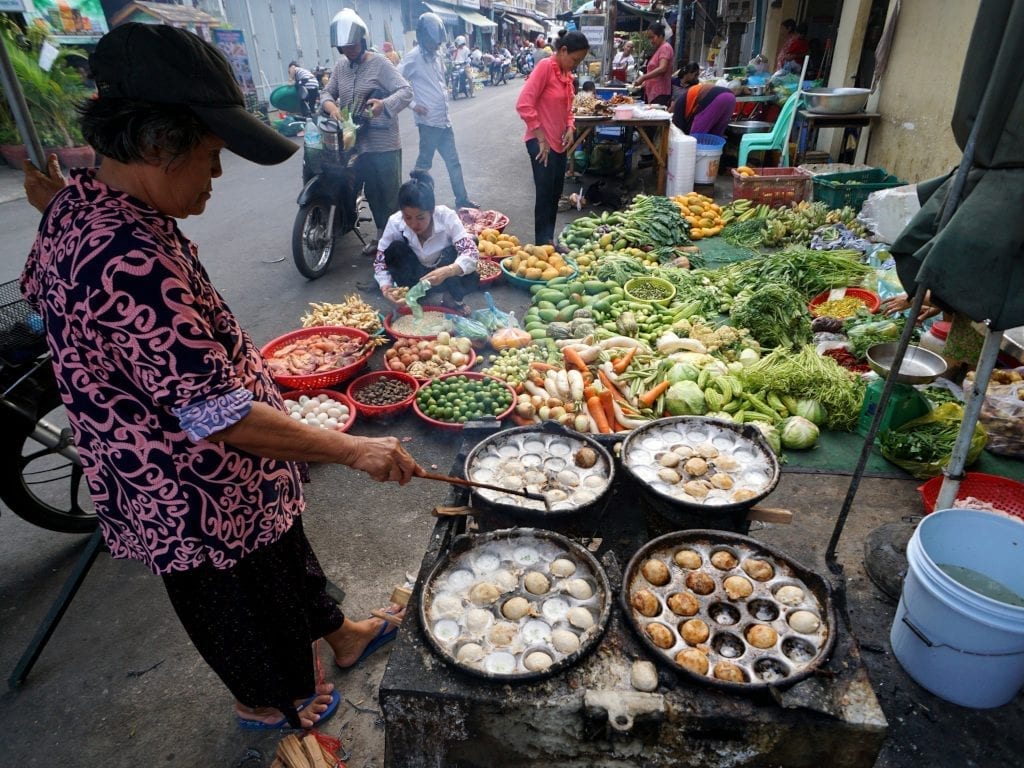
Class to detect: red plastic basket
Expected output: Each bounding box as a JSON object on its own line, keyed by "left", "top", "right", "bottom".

{"left": 476, "top": 258, "right": 503, "bottom": 286}
{"left": 279, "top": 389, "right": 357, "bottom": 433}
{"left": 345, "top": 370, "right": 419, "bottom": 419}
{"left": 918, "top": 473, "right": 1024, "bottom": 519}
{"left": 383, "top": 305, "right": 465, "bottom": 341}
{"left": 412, "top": 372, "right": 516, "bottom": 431}
{"left": 731, "top": 167, "right": 813, "bottom": 207}
{"left": 261, "top": 326, "right": 372, "bottom": 391}
{"left": 808, "top": 287, "right": 880, "bottom": 317}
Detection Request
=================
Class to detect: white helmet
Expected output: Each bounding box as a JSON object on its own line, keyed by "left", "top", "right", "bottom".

{"left": 455, "top": 35, "right": 467, "bottom": 47}
{"left": 330, "top": 8, "right": 368, "bottom": 49}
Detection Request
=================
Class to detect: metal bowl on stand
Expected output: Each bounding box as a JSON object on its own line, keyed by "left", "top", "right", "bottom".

{"left": 866, "top": 343, "right": 947, "bottom": 385}
{"left": 803, "top": 88, "right": 870, "bottom": 115}
{"left": 727, "top": 120, "right": 774, "bottom": 136}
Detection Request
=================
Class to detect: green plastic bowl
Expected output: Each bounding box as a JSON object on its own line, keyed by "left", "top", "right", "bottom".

{"left": 624, "top": 276, "right": 676, "bottom": 306}
{"left": 500, "top": 256, "right": 578, "bottom": 290}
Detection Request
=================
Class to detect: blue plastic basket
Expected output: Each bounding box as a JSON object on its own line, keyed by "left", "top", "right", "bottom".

{"left": 691, "top": 133, "right": 727, "bottom": 148}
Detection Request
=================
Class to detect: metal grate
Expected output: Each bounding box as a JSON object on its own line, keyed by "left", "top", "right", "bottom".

{"left": 0, "top": 279, "right": 46, "bottom": 356}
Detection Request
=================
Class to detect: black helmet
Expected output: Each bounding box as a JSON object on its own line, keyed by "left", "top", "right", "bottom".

{"left": 416, "top": 12, "right": 447, "bottom": 53}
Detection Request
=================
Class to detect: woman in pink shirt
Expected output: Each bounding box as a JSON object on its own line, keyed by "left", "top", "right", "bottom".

{"left": 635, "top": 21, "right": 674, "bottom": 107}
{"left": 516, "top": 29, "right": 590, "bottom": 245}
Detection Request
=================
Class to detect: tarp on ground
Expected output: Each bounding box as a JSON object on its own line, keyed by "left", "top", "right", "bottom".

{"left": 891, "top": 0, "right": 1024, "bottom": 331}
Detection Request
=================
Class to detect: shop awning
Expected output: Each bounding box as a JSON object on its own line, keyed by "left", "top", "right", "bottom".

{"left": 455, "top": 8, "right": 498, "bottom": 30}
{"left": 423, "top": 2, "right": 460, "bottom": 26}
{"left": 505, "top": 12, "right": 545, "bottom": 35}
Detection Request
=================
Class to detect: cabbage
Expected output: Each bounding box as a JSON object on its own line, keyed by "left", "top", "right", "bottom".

{"left": 666, "top": 381, "right": 707, "bottom": 416}
{"left": 666, "top": 362, "right": 700, "bottom": 384}
{"left": 794, "top": 398, "right": 827, "bottom": 426}
{"left": 739, "top": 348, "right": 761, "bottom": 367}
{"left": 753, "top": 422, "right": 781, "bottom": 455}
{"left": 779, "top": 416, "right": 820, "bottom": 450}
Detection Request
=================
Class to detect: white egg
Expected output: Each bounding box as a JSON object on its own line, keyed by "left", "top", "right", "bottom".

{"left": 565, "top": 579, "right": 593, "bottom": 600}
{"left": 567, "top": 606, "right": 594, "bottom": 630}
{"left": 524, "top": 651, "right": 553, "bottom": 672}
{"left": 549, "top": 558, "right": 576, "bottom": 578}
{"left": 551, "top": 629, "right": 581, "bottom": 654}
{"left": 456, "top": 643, "right": 486, "bottom": 663}
{"left": 298, "top": 395, "right": 311, "bottom": 405}
{"left": 290, "top": 412, "right": 303, "bottom": 421}
{"left": 324, "top": 417, "right": 338, "bottom": 429}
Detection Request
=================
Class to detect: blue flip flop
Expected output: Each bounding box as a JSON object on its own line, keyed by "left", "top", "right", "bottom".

{"left": 237, "top": 689, "right": 341, "bottom": 731}
{"left": 336, "top": 618, "right": 399, "bottom": 670}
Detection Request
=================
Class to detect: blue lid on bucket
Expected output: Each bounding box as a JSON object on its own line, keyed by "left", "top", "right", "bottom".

{"left": 692, "top": 133, "right": 726, "bottom": 148}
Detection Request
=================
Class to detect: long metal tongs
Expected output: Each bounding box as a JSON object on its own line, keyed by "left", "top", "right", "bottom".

{"left": 415, "top": 468, "right": 551, "bottom": 512}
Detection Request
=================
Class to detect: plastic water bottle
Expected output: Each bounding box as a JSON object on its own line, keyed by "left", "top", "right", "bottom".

{"left": 304, "top": 119, "right": 322, "bottom": 149}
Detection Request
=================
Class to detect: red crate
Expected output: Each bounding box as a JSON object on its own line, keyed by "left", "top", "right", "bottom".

{"left": 731, "top": 167, "right": 813, "bottom": 207}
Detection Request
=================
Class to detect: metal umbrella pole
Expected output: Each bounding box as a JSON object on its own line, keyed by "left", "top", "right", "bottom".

{"left": 0, "top": 32, "right": 45, "bottom": 169}
{"left": 824, "top": 116, "right": 981, "bottom": 573}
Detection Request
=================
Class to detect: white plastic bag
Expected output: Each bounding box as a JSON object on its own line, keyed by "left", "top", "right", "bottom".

{"left": 858, "top": 185, "right": 920, "bottom": 243}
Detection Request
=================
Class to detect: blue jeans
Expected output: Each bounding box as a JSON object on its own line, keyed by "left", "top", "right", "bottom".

{"left": 415, "top": 124, "right": 471, "bottom": 207}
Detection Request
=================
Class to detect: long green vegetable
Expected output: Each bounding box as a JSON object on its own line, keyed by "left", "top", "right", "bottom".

{"left": 741, "top": 346, "right": 865, "bottom": 431}
{"left": 723, "top": 246, "right": 872, "bottom": 299}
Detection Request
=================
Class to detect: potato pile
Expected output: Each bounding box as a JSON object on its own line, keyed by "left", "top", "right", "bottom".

{"left": 502, "top": 245, "right": 576, "bottom": 282}
{"left": 476, "top": 229, "right": 521, "bottom": 259}
{"left": 671, "top": 192, "right": 725, "bottom": 240}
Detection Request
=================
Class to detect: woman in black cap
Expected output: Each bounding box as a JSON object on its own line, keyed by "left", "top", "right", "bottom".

{"left": 20, "top": 22, "right": 420, "bottom": 732}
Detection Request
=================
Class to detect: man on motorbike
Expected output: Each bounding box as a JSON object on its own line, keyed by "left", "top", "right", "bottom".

{"left": 320, "top": 8, "right": 412, "bottom": 255}
{"left": 491, "top": 44, "right": 512, "bottom": 85}
{"left": 399, "top": 13, "right": 479, "bottom": 210}
{"left": 450, "top": 35, "right": 473, "bottom": 98}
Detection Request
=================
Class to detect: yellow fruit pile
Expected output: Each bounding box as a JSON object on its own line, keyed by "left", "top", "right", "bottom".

{"left": 671, "top": 192, "right": 725, "bottom": 240}
{"left": 502, "top": 245, "right": 575, "bottom": 281}
{"left": 735, "top": 166, "right": 757, "bottom": 177}
{"left": 476, "top": 229, "right": 521, "bottom": 258}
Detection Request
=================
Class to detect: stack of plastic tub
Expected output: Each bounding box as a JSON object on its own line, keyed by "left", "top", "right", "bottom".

{"left": 666, "top": 126, "right": 697, "bottom": 196}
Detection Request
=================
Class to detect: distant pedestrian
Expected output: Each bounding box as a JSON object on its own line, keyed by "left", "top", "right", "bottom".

{"left": 288, "top": 61, "right": 320, "bottom": 117}
{"left": 400, "top": 12, "right": 480, "bottom": 210}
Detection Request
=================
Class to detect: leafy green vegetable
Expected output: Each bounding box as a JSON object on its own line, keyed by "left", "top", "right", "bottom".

{"left": 741, "top": 346, "right": 865, "bottom": 431}
{"left": 720, "top": 246, "right": 872, "bottom": 299}
{"left": 730, "top": 283, "right": 810, "bottom": 349}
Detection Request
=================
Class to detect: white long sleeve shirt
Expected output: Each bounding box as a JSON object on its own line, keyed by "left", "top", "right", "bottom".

{"left": 373, "top": 206, "right": 479, "bottom": 289}
{"left": 398, "top": 46, "right": 451, "bottom": 128}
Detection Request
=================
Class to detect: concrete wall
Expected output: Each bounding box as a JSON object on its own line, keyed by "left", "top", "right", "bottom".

{"left": 865, "top": 0, "right": 980, "bottom": 182}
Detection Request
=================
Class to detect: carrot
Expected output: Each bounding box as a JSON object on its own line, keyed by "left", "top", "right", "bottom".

{"left": 583, "top": 384, "right": 598, "bottom": 401}
{"left": 529, "top": 361, "right": 560, "bottom": 373}
{"left": 598, "top": 389, "right": 618, "bottom": 430}
{"left": 639, "top": 379, "right": 670, "bottom": 408}
{"left": 598, "top": 368, "right": 628, "bottom": 402}
{"left": 587, "top": 395, "right": 612, "bottom": 434}
{"left": 562, "top": 346, "right": 592, "bottom": 382}
{"left": 612, "top": 347, "right": 637, "bottom": 374}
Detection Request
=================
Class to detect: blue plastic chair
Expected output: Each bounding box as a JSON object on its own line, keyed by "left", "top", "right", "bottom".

{"left": 738, "top": 90, "right": 803, "bottom": 167}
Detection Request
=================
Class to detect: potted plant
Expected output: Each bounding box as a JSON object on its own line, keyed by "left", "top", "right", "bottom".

{"left": 0, "top": 20, "right": 94, "bottom": 170}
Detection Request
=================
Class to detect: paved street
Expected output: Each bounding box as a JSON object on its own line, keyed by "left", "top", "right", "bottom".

{"left": 1, "top": 78, "right": 1021, "bottom": 768}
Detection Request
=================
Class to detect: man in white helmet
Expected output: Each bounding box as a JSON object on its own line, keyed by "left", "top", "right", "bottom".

{"left": 320, "top": 9, "right": 412, "bottom": 255}
{"left": 453, "top": 35, "right": 470, "bottom": 65}
{"left": 399, "top": 12, "right": 479, "bottom": 210}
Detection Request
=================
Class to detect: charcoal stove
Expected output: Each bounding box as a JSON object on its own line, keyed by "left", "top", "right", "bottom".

{"left": 380, "top": 423, "right": 888, "bottom": 768}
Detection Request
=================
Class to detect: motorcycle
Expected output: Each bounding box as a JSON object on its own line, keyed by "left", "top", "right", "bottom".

{"left": 489, "top": 58, "right": 511, "bottom": 86}
{"left": 516, "top": 47, "right": 534, "bottom": 77}
{"left": 292, "top": 118, "right": 371, "bottom": 279}
{"left": 449, "top": 61, "right": 474, "bottom": 100}
{"left": 0, "top": 282, "right": 94, "bottom": 533}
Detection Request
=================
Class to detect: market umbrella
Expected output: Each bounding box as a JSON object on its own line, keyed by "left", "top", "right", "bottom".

{"left": 826, "top": 0, "right": 1024, "bottom": 566}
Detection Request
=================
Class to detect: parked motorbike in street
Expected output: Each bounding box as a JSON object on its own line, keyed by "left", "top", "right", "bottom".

{"left": 516, "top": 47, "right": 534, "bottom": 77}
{"left": 0, "top": 281, "right": 94, "bottom": 533}
{"left": 292, "top": 118, "right": 371, "bottom": 279}
{"left": 449, "top": 61, "right": 474, "bottom": 99}
{"left": 489, "top": 58, "right": 510, "bottom": 86}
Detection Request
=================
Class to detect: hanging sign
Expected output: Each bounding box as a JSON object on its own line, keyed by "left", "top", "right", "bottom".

{"left": 22, "top": 0, "right": 107, "bottom": 44}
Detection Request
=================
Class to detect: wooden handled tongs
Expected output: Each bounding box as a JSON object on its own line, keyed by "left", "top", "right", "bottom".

{"left": 415, "top": 468, "right": 551, "bottom": 512}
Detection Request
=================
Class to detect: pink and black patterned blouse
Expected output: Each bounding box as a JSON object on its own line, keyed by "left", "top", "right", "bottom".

{"left": 21, "top": 169, "right": 302, "bottom": 575}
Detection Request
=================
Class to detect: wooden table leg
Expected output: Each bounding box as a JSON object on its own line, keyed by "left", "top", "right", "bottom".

{"left": 656, "top": 122, "right": 669, "bottom": 195}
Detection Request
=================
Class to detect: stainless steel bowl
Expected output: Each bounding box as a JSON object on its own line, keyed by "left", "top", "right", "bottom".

{"left": 727, "top": 120, "right": 773, "bottom": 135}
{"left": 803, "top": 87, "right": 870, "bottom": 115}
{"left": 866, "top": 343, "right": 947, "bottom": 385}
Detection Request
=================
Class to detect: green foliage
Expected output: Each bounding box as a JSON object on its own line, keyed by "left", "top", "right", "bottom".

{"left": 0, "top": 20, "right": 90, "bottom": 147}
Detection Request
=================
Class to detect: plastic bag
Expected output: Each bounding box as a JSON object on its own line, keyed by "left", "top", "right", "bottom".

{"left": 490, "top": 311, "right": 532, "bottom": 350}
{"left": 404, "top": 279, "right": 431, "bottom": 320}
{"left": 879, "top": 402, "right": 988, "bottom": 479}
{"left": 965, "top": 367, "right": 1024, "bottom": 458}
{"left": 339, "top": 107, "right": 359, "bottom": 151}
{"left": 858, "top": 184, "right": 920, "bottom": 244}
{"left": 471, "top": 292, "right": 513, "bottom": 333}
{"left": 449, "top": 314, "right": 491, "bottom": 344}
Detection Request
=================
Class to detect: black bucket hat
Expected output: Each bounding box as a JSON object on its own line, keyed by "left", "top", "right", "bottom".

{"left": 90, "top": 23, "right": 296, "bottom": 166}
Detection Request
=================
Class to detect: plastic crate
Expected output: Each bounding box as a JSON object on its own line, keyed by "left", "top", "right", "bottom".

{"left": 918, "top": 473, "right": 1024, "bottom": 519}
{"left": 0, "top": 279, "right": 46, "bottom": 357}
{"left": 730, "top": 166, "right": 812, "bottom": 207}
{"left": 812, "top": 167, "right": 905, "bottom": 211}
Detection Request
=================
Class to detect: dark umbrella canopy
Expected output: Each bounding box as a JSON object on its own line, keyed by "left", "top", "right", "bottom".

{"left": 891, "top": 0, "right": 1024, "bottom": 331}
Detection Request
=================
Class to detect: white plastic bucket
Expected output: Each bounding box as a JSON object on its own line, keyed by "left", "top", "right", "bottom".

{"left": 890, "top": 509, "right": 1024, "bottom": 708}
{"left": 666, "top": 127, "right": 696, "bottom": 196}
{"left": 692, "top": 134, "right": 725, "bottom": 185}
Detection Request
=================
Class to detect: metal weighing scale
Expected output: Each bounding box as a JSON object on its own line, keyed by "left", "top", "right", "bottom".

{"left": 856, "top": 342, "right": 948, "bottom": 437}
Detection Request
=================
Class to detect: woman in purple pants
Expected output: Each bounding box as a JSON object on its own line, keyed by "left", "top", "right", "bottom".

{"left": 672, "top": 64, "right": 737, "bottom": 138}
